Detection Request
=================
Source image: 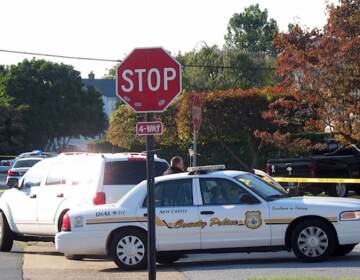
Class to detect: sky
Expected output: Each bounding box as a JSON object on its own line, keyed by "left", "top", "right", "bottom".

{"left": 0, "top": 0, "right": 337, "bottom": 78}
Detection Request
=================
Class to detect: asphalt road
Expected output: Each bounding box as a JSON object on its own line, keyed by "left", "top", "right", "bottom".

{"left": 176, "top": 246, "right": 360, "bottom": 279}
{"left": 0, "top": 243, "right": 23, "bottom": 280}
{"left": 1, "top": 242, "right": 360, "bottom": 279}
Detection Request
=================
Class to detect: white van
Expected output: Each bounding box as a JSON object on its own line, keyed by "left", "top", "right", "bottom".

{"left": 0, "top": 153, "right": 168, "bottom": 241}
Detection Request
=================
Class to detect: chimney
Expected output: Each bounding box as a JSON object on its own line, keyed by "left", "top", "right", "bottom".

{"left": 88, "top": 71, "right": 95, "bottom": 80}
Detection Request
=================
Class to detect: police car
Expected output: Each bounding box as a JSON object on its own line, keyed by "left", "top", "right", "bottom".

{"left": 55, "top": 165, "right": 360, "bottom": 270}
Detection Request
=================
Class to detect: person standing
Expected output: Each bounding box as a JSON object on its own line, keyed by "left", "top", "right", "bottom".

{"left": 163, "top": 156, "right": 185, "bottom": 175}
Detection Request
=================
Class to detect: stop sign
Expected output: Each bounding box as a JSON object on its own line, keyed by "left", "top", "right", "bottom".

{"left": 116, "top": 47, "right": 182, "bottom": 113}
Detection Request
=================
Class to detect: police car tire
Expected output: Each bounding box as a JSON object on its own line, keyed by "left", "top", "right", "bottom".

{"left": 291, "top": 219, "right": 335, "bottom": 262}
{"left": 110, "top": 229, "right": 147, "bottom": 270}
{"left": 157, "top": 254, "right": 181, "bottom": 264}
{"left": 333, "top": 244, "right": 356, "bottom": 257}
{"left": 0, "top": 212, "right": 14, "bottom": 252}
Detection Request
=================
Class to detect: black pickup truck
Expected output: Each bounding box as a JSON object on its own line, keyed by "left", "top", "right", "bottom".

{"left": 266, "top": 144, "right": 360, "bottom": 197}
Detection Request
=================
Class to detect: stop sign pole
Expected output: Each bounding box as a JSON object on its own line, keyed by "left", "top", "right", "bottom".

{"left": 145, "top": 113, "right": 156, "bottom": 280}
{"left": 116, "top": 47, "right": 181, "bottom": 280}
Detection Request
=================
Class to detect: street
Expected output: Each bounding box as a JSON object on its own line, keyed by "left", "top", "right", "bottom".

{"left": 0, "top": 244, "right": 23, "bottom": 280}
{"left": 1, "top": 242, "right": 360, "bottom": 280}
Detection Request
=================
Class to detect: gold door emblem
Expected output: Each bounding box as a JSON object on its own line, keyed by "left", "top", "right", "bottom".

{"left": 245, "top": 211, "right": 262, "bottom": 229}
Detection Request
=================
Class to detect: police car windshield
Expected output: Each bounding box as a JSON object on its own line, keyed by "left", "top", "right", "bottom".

{"left": 235, "top": 174, "right": 287, "bottom": 201}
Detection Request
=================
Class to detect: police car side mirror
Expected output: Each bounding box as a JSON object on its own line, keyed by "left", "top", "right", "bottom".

{"left": 287, "top": 187, "right": 299, "bottom": 197}
{"left": 240, "top": 194, "right": 258, "bottom": 204}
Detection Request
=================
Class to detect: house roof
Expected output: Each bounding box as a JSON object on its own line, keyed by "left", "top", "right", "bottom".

{"left": 82, "top": 79, "right": 116, "bottom": 98}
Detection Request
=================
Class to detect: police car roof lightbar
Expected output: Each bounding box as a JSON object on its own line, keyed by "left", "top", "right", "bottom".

{"left": 187, "top": 165, "right": 226, "bottom": 174}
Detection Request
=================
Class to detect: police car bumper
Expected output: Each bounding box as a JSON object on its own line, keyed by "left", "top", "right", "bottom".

{"left": 56, "top": 231, "right": 107, "bottom": 255}
{"left": 334, "top": 220, "right": 360, "bottom": 245}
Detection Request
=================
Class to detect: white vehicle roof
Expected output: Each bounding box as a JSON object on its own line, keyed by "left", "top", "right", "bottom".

{"left": 157, "top": 170, "right": 249, "bottom": 182}
{"left": 58, "top": 152, "right": 167, "bottom": 162}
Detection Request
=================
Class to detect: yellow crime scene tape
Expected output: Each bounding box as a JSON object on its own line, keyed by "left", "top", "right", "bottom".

{"left": 273, "top": 177, "right": 360, "bottom": 184}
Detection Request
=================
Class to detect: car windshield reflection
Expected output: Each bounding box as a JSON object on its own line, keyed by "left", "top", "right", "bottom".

{"left": 236, "top": 174, "right": 287, "bottom": 201}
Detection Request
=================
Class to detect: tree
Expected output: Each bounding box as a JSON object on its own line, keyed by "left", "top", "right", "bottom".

{"left": 262, "top": 0, "right": 360, "bottom": 150}
{"left": 176, "top": 45, "right": 266, "bottom": 92}
{"left": 0, "top": 100, "right": 27, "bottom": 154}
{"left": 225, "top": 4, "right": 279, "bottom": 55}
{"left": 103, "top": 66, "right": 116, "bottom": 79}
{"left": 0, "top": 59, "right": 107, "bottom": 151}
{"left": 176, "top": 87, "right": 282, "bottom": 169}
{"left": 108, "top": 100, "right": 181, "bottom": 150}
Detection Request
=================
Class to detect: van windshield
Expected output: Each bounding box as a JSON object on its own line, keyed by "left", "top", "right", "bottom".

{"left": 103, "top": 161, "right": 168, "bottom": 185}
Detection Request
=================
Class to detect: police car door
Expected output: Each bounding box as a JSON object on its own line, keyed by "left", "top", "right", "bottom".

{"left": 197, "top": 177, "right": 271, "bottom": 249}
{"left": 140, "top": 178, "right": 201, "bottom": 251}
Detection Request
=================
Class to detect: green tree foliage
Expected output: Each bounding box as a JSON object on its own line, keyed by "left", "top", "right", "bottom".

{"left": 225, "top": 4, "right": 279, "bottom": 55}
{"left": 103, "top": 66, "right": 116, "bottom": 79}
{"left": 108, "top": 99, "right": 181, "bottom": 149}
{"left": 0, "top": 59, "right": 107, "bottom": 151}
{"left": 176, "top": 87, "right": 283, "bottom": 169}
{"left": 176, "top": 45, "right": 266, "bottom": 91}
{"left": 0, "top": 100, "right": 27, "bottom": 154}
{"left": 108, "top": 87, "right": 282, "bottom": 169}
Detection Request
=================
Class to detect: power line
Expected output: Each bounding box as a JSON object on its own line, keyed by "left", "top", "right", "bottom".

{"left": 0, "top": 49, "right": 119, "bottom": 62}
{"left": 0, "top": 49, "right": 276, "bottom": 71}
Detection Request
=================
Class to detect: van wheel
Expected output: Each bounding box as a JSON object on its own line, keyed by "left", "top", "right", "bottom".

{"left": 291, "top": 219, "right": 335, "bottom": 262}
{"left": 327, "top": 183, "right": 348, "bottom": 197}
{"left": 0, "top": 212, "right": 14, "bottom": 252}
{"left": 333, "top": 244, "right": 356, "bottom": 256}
{"left": 157, "top": 253, "right": 181, "bottom": 264}
{"left": 110, "top": 229, "right": 147, "bottom": 270}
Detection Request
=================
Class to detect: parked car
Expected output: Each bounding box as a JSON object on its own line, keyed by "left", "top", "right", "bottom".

{"left": 0, "top": 159, "right": 14, "bottom": 175}
{"left": 2, "top": 150, "right": 55, "bottom": 179}
{"left": 0, "top": 152, "right": 168, "bottom": 248}
{"left": 55, "top": 165, "right": 360, "bottom": 269}
{"left": 6, "top": 157, "right": 44, "bottom": 187}
{"left": 15, "top": 150, "right": 57, "bottom": 160}
{"left": 266, "top": 142, "right": 360, "bottom": 197}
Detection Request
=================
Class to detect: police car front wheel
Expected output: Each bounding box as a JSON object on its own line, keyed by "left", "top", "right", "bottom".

{"left": 110, "top": 229, "right": 147, "bottom": 270}
{"left": 291, "top": 219, "right": 335, "bottom": 262}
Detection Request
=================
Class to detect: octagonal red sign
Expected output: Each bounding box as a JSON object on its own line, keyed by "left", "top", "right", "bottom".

{"left": 116, "top": 47, "right": 182, "bottom": 113}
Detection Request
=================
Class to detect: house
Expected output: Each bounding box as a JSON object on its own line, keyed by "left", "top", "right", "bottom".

{"left": 66, "top": 72, "right": 118, "bottom": 151}
{"left": 82, "top": 72, "right": 117, "bottom": 118}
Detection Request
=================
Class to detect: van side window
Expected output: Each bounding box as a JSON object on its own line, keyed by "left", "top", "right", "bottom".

{"left": 45, "top": 166, "right": 66, "bottom": 186}
{"left": 23, "top": 167, "right": 42, "bottom": 189}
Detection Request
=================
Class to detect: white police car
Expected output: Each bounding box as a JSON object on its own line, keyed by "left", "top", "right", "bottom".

{"left": 55, "top": 165, "right": 360, "bottom": 270}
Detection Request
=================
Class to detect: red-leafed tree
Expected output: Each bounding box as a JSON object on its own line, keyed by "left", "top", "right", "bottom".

{"left": 260, "top": 0, "right": 360, "bottom": 150}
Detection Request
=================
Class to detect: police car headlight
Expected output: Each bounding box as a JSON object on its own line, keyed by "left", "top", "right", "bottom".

{"left": 339, "top": 211, "right": 360, "bottom": 221}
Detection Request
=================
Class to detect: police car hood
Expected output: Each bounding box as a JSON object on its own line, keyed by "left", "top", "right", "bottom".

{"left": 271, "top": 196, "right": 360, "bottom": 209}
